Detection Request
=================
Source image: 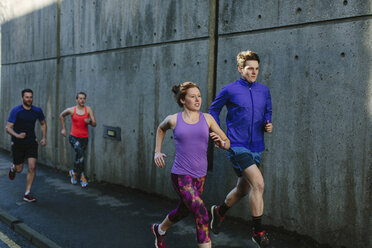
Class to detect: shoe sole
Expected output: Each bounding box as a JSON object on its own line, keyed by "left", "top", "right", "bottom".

{"left": 151, "top": 224, "right": 160, "bottom": 248}
{"left": 80, "top": 178, "right": 88, "bottom": 188}
{"left": 69, "top": 170, "right": 77, "bottom": 184}
{"left": 251, "top": 236, "right": 269, "bottom": 248}
{"left": 9, "top": 164, "right": 16, "bottom": 180}
{"left": 210, "top": 205, "right": 219, "bottom": 234}
{"left": 251, "top": 237, "right": 259, "bottom": 247}
{"left": 23, "top": 198, "right": 36, "bottom": 203}
{"left": 9, "top": 170, "right": 16, "bottom": 180}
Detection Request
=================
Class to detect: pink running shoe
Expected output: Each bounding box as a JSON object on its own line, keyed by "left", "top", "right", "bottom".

{"left": 151, "top": 224, "right": 166, "bottom": 248}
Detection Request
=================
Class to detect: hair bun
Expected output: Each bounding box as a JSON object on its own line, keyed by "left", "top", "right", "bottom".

{"left": 172, "top": 85, "right": 181, "bottom": 95}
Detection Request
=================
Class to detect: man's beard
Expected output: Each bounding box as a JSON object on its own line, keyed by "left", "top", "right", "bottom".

{"left": 23, "top": 100, "right": 32, "bottom": 107}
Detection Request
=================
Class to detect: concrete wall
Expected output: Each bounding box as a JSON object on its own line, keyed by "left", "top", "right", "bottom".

{"left": 1, "top": 1, "right": 371, "bottom": 247}
{"left": 209, "top": 2, "right": 372, "bottom": 248}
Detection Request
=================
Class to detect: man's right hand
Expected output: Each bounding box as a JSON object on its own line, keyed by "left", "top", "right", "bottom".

{"left": 61, "top": 129, "right": 66, "bottom": 137}
{"left": 17, "top": 132, "right": 26, "bottom": 139}
{"left": 265, "top": 120, "right": 273, "bottom": 133}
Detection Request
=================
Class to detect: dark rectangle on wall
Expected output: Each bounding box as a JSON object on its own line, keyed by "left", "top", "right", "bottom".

{"left": 103, "top": 125, "right": 121, "bottom": 141}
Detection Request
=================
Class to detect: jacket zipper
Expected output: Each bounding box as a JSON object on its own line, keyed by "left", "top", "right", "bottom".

{"left": 249, "top": 85, "right": 254, "bottom": 148}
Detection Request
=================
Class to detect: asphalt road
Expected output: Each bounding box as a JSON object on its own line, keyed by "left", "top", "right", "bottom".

{"left": 0, "top": 151, "right": 322, "bottom": 248}
{"left": 0, "top": 220, "right": 36, "bottom": 248}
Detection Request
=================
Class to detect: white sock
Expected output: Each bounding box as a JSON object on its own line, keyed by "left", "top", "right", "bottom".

{"left": 158, "top": 224, "right": 166, "bottom": 235}
{"left": 25, "top": 191, "right": 30, "bottom": 195}
{"left": 10, "top": 164, "right": 15, "bottom": 172}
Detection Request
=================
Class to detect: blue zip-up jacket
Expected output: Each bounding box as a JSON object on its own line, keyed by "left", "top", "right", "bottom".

{"left": 209, "top": 78, "right": 272, "bottom": 152}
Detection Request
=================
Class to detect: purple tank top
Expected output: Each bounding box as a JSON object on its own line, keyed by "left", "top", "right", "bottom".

{"left": 171, "top": 112, "right": 210, "bottom": 178}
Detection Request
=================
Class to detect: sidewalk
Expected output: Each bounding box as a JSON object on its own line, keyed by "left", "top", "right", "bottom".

{"left": 0, "top": 151, "right": 320, "bottom": 248}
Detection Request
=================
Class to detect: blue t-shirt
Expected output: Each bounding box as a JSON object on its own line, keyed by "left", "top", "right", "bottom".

{"left": 7, "top": 105, "right": 45, "bottom": 144}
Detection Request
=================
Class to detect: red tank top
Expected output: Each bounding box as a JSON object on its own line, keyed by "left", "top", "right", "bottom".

{"left": 70, "top": 106, "right": 89, "bottom": 138}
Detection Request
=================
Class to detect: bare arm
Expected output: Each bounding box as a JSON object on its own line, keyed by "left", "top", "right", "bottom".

{"left": 154, "top": 114, "right": 176, "bottom": 168}
{"left": 86, "top": 106, "right": 96, "bottom": 127}
{"left": 204, "top": 113, "right": 230, "bottom": 150}
{"left": 40, "top": 120, "right": 47, "bottom": 146}
{"left": 59, "top": 107, "right": 73, "bottom": 136}
{"left": 5, "top": 122, "right": 26, "bottom": 139}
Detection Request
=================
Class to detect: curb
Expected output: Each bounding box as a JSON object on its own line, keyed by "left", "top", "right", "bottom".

{"left": 0, "top": 208, "right": 61, "bottom": 248}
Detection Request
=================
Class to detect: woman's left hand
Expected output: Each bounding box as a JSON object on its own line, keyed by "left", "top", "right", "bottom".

{"left": 210, "top": 132, "right": 225, "bottom": 149}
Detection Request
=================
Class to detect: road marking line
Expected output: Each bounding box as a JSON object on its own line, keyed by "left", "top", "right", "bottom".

{"left": 0, "top": 231, "right": 21, "bottom": 248}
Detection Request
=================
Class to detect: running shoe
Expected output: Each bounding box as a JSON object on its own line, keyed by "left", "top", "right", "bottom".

{"left": 252, "top": 230, "right": 270, "bottom": 248}
{"left": 210, "top": 205, "right": 225, "bottom": 234}
{"left": 69, "top": 169, "right": 77, "bottom": 184}
{"left": 80, "top": 175, "right": 88, "bottom": 188}
{"left": 8, "top": 165, "right": 16, "bottom": 180}
{"left": 151, "top": 224, "right": 166, "bottom": 248}
{"left": 23, "top": 193, "right": 36, "bottom": 202}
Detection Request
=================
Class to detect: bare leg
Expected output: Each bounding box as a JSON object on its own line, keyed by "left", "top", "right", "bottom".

{"left": 159, "top": 215, "right": 174, "bottom": 233}
{"left": 241, "top": 165, "right": 264, "bottom": 216}
{"left": 15, "top": 164, "right": 24, "bottom": 173}
{"left": 198, "top": 241, "right": 212, "bottom": 248}
{"left": 25, "top": 158, "right": 37, "bottom": 193}
{"left": 224, "top": 176, "right": 251, "bottom": 207}
{"left": 223, "top": 164, "right": 264, "bottom": 216}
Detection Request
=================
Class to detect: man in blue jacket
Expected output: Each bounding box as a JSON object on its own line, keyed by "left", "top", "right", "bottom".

{"left": 209, "top": 50, "right": 273, "bottom": 247}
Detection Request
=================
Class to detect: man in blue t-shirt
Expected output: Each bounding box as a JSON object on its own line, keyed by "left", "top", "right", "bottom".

{"left": 209, "top": 51, "right": 273, "bottom": 247}
{"left": 6, "top": 89, "right": 47, "bottom": 202}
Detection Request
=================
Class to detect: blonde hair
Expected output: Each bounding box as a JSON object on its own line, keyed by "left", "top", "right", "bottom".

{"left": 237, "top": 50, "right": 260, "bottom": 68}
{"left": 172, "top": 82, "right": 200, "bottom": 107}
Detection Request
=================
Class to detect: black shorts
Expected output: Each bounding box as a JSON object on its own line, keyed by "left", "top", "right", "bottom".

{"left": 11, "top": 141, "right": 38, "bottom": 165}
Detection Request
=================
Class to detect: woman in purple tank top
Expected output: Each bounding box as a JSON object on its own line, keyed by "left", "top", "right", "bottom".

{"left": 151, "top": 82, "right": 230, "bottom": 248}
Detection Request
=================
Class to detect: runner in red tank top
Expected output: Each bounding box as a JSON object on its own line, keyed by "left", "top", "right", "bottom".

{"left": 70, "top": 106, "right": 89, "bottom": 138}
{"left": 60, "top": 92, "right": 96, "bottom": 187}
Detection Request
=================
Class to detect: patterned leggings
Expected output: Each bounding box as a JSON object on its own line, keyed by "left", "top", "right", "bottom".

{"left": 168, "top": 174, "right": 210, "bottom": 244}
{"left": 68, "top": 135, "right": 88, "bottom": 175}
